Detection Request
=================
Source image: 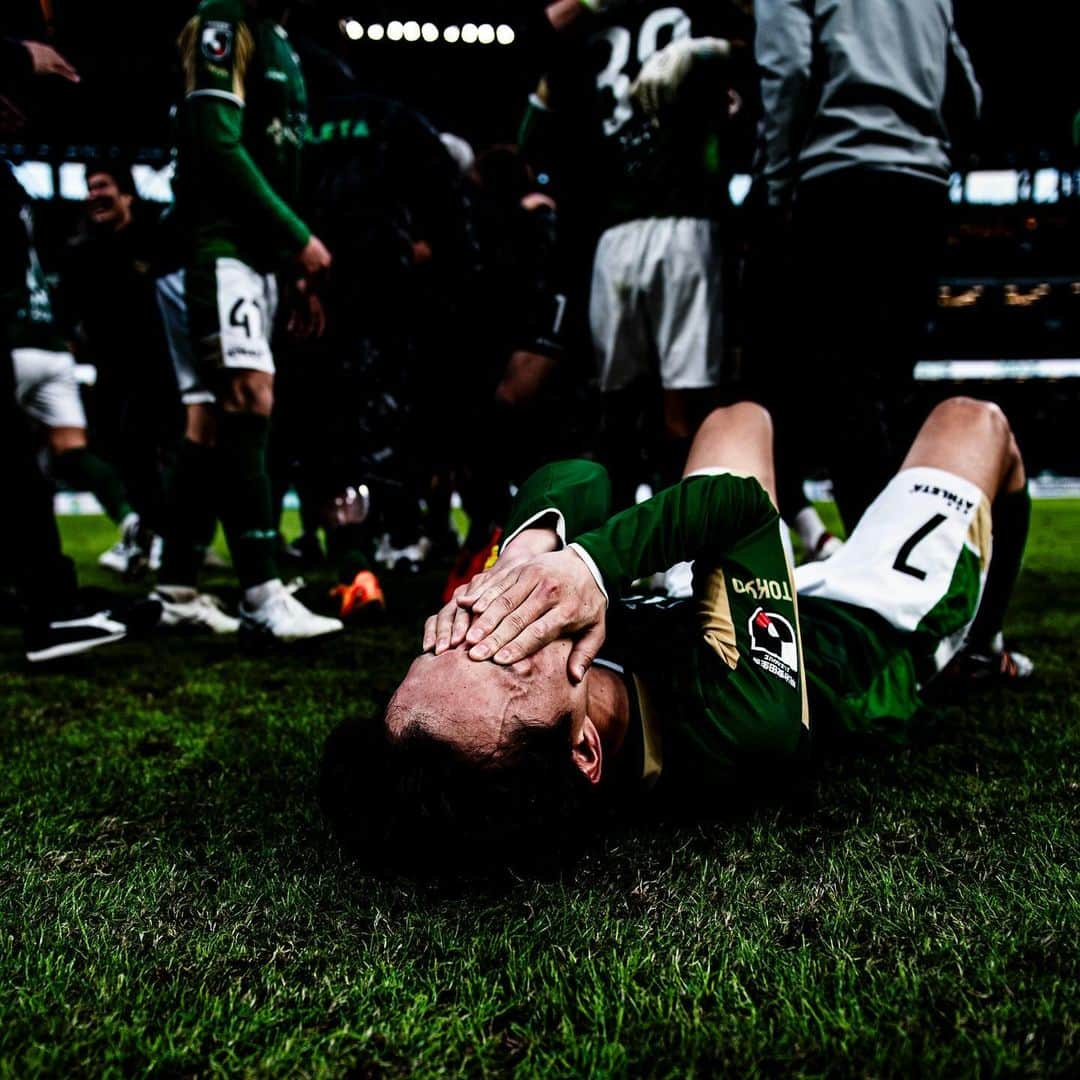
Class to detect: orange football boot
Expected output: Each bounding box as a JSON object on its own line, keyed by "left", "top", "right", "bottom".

{"left": 330, "top": 570, "right": 386, "bottom": 619}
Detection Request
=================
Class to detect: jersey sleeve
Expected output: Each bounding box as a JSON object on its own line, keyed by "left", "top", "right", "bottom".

{"left": 572, "top": 472, "right": 778, "bottom": 594}
{"left": 179, "top": 2, "right": 310, "bottom": 257}
{"left": 502, "top": 460, "right": 613, "bottom": 551}
{"left": 754, "top": 0, "right": 814, "bottom": 210}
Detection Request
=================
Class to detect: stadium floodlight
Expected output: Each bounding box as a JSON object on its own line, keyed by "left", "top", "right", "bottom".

{"left": 422, "top": 22, "right": 439, "bottom": 42}
{"left": 496, "top": 24, "right": 515, "bottom": 45}
{"left": 367, "top": 22, "right": 384, "bottom": 40}
{"left": 387, "top": 20, "right": 403, "bottom": 41}
{"left": 132, "top": 163, "right": 175, "bottom": 203}
{"left": 965, "top": 170, "right": 1019, "bottom": 206}
{"left": 403, "top": 20, "right": 420, "bottom": 42}
{"left": 443, "top": 25, "right": 460, "bottom": 42}
{"left": 343, "top": 19, "right": 363, "bottom": 40}
{"left": 477, "top": 23, "right": 495, "bottom": 44}
{"left": 1033, "top": 168, "right": 1059, "bottom": 205}
{"left": 11, "top": 160, "right": 53, "bottom": 199}
{"left": 461, "top": 23, "right": 478, "bottom": 43}
{"left": 59, "top": 162, "right": 88, "bottom": 200}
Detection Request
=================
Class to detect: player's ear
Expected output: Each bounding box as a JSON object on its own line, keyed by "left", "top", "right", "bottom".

{"left": 571, "top": 716, "right": 603, "bottom": 785}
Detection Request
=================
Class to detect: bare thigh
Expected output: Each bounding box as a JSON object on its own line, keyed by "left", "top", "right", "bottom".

{"left": 682, "top": 401, "right": 777, "bottom": 506}
{"left": 900, "top": 397, "right": 1024, "bottom": 500}
{"left": 48, "top": 426, "right": 87, "bottom": 454}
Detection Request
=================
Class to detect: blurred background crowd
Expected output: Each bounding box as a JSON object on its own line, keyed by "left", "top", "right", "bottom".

{"left": 2, "top": 0, "right": 1078, "bottom": 659}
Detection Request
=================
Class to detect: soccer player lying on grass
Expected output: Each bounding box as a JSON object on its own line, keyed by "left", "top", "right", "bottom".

{"left": 321, "top": 397, "right": 1031, "bottom": 868}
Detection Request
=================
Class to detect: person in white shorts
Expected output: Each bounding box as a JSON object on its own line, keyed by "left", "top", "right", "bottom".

{"left": 320, "top": 397, "right": 1032, "bottom": 868}
{"left": 13, "top": 346, "right": 151, "bottom": 578}
{"left": 590, "top": 214, "right": 723, "bottom": 401}
{"left": 428, "top": 395, "right": 1033, "bottom": 720}
{"left": 151, "top": 0, "right": 342, "bottom": 644}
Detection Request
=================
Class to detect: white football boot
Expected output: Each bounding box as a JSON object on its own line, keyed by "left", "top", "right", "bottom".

{"left": 151, "top": 585, "right": 240, "bottom": 634}
{"left": 238, "top": 580, "right": 343, "bottom": 643}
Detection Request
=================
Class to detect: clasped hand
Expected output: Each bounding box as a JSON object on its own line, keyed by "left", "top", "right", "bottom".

{"left": 422, "top": 546, "right": 607, "bottom": 683}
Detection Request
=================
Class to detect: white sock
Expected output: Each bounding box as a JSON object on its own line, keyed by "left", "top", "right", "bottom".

{"left": 793, "top": 506, "right": 828, "bottom": 551}
{"left": 244, "top": 578, "right": 283, "bottom": 608}
{"left": 120, "top": 511, "right": 139, "bottom": 534}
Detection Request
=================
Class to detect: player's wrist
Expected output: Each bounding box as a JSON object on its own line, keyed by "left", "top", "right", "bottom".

{"left": 502, "top": 525, "right": 560, "bottom": 562}
{"left": 568, "top": 543, "right": 609, "bottom": 607}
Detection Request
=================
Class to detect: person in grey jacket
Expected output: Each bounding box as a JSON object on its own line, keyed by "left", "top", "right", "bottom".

{"left": 754, "top": 0, "right": 981, "bottom": 532}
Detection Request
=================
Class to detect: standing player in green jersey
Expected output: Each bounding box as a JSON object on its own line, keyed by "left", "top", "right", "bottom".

{"left": 321, "top": 396, "right": 1030, "bottom": 866}
{"left": 153, "top": 0, "right": 341, "bottom": 642}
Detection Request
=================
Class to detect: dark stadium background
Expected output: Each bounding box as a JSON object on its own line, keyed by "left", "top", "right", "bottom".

{"left": 4, "top": 0, "right": 1077, "bottom": 161}
{"left": 3, "top": 0, "right": 1078, "bottom": 474}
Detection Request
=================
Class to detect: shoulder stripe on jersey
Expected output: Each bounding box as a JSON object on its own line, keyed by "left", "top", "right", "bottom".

{"left": 186, "top": 89, "right": 245, "bottom": 107}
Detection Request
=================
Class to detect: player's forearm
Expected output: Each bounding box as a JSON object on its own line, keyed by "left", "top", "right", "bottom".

{"left": 755, "top": 0, "right": 814, "bottom": 207}
{"left": 191, "top": 101, "right": 311, "bottom": 256}
{"left": 574, "top": 473, "right": 778, "bottom": 592}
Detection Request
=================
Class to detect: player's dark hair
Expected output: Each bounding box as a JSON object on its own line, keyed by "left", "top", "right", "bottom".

{"left": 320, "top": 709, "right": 599, "bottom": 876}
{"left": 84, "top": 158, "right": 136, "bottom": 197}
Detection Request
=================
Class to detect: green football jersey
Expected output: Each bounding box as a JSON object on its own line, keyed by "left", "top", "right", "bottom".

{"left": 175, "top": 0, "right": 311, "bottom": 271}
{"left": 504, "top": 461, "right": 810, "bottom": 793}
{"left": 7, "top": 204, "right": 68, "bottom": 352}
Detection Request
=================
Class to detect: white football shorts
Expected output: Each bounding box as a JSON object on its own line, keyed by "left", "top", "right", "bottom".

{"left": 589, "top": 217, "right": 723, "bottom": 393}
{"left": 156, "top": 258, "right": 278, "bottom": 406}
{"left": 795, "top": 466, "right": 993, "bottom": 673}
{"left": 12, "top": 347, "right": 87, "bottom": 429}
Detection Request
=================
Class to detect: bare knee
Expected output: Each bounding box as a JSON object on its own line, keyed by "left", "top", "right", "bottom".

{"left": 221, "top": 370, "right": 274, "bottom": 416}
{"left": 930, "top": 396, "right": 1011, "bottom": 443}
{"left": 697, "top": 401, "right": 773, "bottom": 444}
{"left": 909, "top": 397, "right": 1022, "bottom": 497}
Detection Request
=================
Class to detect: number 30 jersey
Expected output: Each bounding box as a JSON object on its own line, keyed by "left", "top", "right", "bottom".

{"left": 520, "top": 0, "right": 753, "bottom": 232}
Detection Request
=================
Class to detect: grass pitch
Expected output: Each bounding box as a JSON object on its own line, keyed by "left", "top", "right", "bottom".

{"left": 1, "top": 504, "right": 1077, "bottom": 1077}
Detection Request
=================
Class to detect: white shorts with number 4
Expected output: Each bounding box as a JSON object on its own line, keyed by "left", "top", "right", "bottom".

{"left": 795, "top": 467, "right": 993, "bottom": 673}
{"left": 155, "top": 258, "right": 278, "bottom": 406}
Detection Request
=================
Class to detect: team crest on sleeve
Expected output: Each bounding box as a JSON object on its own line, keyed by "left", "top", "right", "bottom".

{"left": 748, "top": 607, "right": 798, "bottom": 689}
{"left": 201, "top": 21, "right": 234, "bottom": 62}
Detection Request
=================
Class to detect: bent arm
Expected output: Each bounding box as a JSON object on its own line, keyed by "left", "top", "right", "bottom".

{"left": 573, "top": 472, "right": 778, "bottom": 594}
{"left": 187, "top": 97, "right": 310, "bottom": 255}
{"left": 502, "top": 459, "right": 614, "bottom": 551}
{"left": 179, "top": 10, "right": 310, "bottom": 258}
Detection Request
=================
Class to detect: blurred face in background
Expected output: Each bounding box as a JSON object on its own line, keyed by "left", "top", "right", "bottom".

{"left": 86, "top": 171, "right": 133, "bottom": 230}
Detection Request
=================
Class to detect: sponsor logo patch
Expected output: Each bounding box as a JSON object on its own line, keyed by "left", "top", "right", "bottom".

{"left": 910, "top": 481, "right": 974, "bottom": 515}
{"left": 748, "top": 606, "right": 798, "bottom": 689}
{"left": 201, "top": 20, "right": 234, "bottom": 62}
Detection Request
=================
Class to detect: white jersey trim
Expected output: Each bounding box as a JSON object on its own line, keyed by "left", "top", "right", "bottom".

{"left": 568, "top": 542, "right": 610, "bottom": 607}
{"left": 187, "top": 89, "right": 244, "bottom": 107}
{"left": 501, "top": 508, "right": 567, "bottom": 553}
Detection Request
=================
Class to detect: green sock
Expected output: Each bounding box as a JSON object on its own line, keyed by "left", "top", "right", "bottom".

{"left": 160, "top": 438, "right": 218, "bottom": 587}
{"left": 327, "top": 522, "right": 371, "bottom": 583}
{"left": 217, "top": 412, "right": 278, "bottom": 589}
{"left": 53, "top": 447, "right": 132, "bottom": 524}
